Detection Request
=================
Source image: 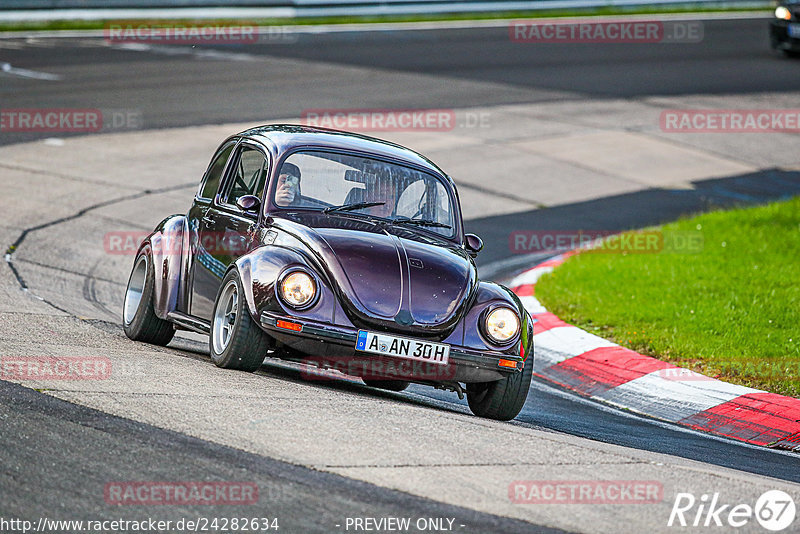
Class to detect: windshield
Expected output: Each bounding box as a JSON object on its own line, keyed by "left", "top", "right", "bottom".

{"left": 271, "top": 150, "right": 456, "bottom": 238}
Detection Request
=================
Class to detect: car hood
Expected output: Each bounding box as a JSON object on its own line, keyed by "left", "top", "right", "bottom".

{"left": 272, "top": 213, "right": 476, "bottom": 334}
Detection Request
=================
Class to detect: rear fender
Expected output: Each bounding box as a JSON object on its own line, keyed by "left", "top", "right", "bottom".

{"left": 136, "top": 215, "right": 188, "bottom": 320}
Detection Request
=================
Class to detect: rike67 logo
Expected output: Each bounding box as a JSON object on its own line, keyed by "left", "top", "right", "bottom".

{"left": 668, "top": 490, "right": 796, "bottom": 531}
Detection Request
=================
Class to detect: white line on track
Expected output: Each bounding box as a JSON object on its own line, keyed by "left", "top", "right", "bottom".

{"left": 109, "top": 42, "right": 257, "bottom": 61}
{"left": 0, "top": 62, "right": 61, "bottom": 80}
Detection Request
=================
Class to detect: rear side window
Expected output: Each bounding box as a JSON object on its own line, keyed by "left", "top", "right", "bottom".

{"left": 199, "top": 142, "right": 234, "bottom": 200}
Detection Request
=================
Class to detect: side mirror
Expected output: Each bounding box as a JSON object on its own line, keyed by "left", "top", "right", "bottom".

{"left": 465, "top": 233, "right": 483, "bottom": 257}
{"left": 236, "top": 194, "right": 261, "bottom": 214}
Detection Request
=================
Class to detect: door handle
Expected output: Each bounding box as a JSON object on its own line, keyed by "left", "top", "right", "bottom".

{"left": 202, "top": 214, "right": 215, "bottom": 225}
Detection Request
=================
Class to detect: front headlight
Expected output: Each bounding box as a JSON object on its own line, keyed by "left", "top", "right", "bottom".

{"left": 484, "top": 307, "right": 520, "bottom": 344}
{"left": 776, "top": 5, "right": 792, "bottom": 19}
{"left": 280, "top": 271, "right": 316, "bottom": 308}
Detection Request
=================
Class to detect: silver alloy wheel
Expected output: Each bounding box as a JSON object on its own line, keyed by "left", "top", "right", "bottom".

{"left": 213, "top": 279, "right": 238, "bottom": 355}
{"left": 123, "top": 255, "right": 147, "bottom": 326}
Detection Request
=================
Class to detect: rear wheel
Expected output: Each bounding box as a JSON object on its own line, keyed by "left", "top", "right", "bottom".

{"left": 210, "top": 270, "right": 270, "bottom": 372}
{"left": 122, "top": 248, "right": 175, "bottom": 346}
{"left": 466, "top": 359, "right": 532, "bottom": 421}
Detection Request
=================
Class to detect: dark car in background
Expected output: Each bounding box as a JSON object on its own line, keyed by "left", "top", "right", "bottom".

{"left": 122, "top": 125, "right": 534, "bottom": 421}
{"left": 770, "top": 0, "right": 800, "bottom": 55}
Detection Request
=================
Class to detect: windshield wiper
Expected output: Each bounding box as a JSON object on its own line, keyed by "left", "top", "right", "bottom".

{"left": 390, "top": 217, "right": 451, "bottom": 229}
{"left": 322, "top": 201, "right": 385, "bottom": 214}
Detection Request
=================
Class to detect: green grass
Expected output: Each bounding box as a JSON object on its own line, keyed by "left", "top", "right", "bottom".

{"left": 535, "top": 197, "right": 800, "bottom": 397}
{"left": 0, "top": 6, "right": 771, "bottom": 33}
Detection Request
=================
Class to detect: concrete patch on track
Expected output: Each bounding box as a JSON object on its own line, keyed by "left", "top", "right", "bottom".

{"left": 2, "top": 97, "right": 800, "bottom": 533}
{"left": 510, "top": 130, "right": 754, "bottom": 188}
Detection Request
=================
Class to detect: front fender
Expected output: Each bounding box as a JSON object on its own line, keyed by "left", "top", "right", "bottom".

{"left": 137, "top": 215, "right": 188, "bottom": 320}
{"left": 462, "top": 280, "right": 533, "bottom": 362}
{"left": 234, "top": 245, "right": 333, "bottom": 325}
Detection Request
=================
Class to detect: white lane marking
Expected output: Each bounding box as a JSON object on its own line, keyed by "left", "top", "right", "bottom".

{"left": 110, "top": 42, "right": 257, "bottom": 62}
{"left": 593, "top": 371, "right": 762, "bottom": 423}
{"left": 24, "top": 37, "right": 58, "bottom": 47}
{"left": 0, "top": 62, "right": 61, "bottom": 81}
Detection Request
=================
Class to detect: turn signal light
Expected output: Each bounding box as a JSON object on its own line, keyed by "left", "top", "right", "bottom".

{"left": 276, "top": 320, "right": 302, "bottom": 332}
{"left": 498, "top": 359, "right": 518, "bottom": 369}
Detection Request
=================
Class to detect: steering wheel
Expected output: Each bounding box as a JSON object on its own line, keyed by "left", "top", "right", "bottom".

{"left": 233, "top": 160, "right": 251, "bottom": 194}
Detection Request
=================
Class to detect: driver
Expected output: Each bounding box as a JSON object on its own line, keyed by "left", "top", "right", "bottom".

{"left": 275, "top": 163, "right": 301, "bottom": 206}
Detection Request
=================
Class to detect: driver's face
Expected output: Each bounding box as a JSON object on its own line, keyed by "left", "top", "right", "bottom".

{"left": 275, "top": 173, "right": 299, "bottom": 206}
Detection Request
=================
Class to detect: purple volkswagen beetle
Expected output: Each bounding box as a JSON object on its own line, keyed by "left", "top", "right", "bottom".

{"left": 122, "top": 125, "right": 533, "bottom": 420}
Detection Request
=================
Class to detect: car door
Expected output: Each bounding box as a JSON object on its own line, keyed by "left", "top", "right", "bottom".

{"left": 189, "top": 142, "right": 269, "bottom": 321}
{"left": 185, "top": 139, "right": 236, "bottom": 318}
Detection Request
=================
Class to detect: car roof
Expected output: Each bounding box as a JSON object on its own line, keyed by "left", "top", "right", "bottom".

{"left": 237, "top": 124, "right": 454, "bottom": 185}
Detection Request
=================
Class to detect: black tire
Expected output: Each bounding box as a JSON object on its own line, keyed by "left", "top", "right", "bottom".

{"left": 466, "top": 359, "right": 533, "bottom": 421}
{"left": 122, "top": 247, "right": 175, "bottom": 346}
{"left": 362, "top": 379, "right": 410, "bottom": 392}
{"left": 209, "top": 270, "right": 270, "bottom": 372}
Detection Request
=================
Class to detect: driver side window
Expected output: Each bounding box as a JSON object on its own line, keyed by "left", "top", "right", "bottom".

{"left": 223, "top": 146, "right": 268, "bottom": 207}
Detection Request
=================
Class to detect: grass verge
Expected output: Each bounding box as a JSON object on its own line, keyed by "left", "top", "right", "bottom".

{"left": 535, "top": 197, "right": 800, "bottom": 397}
{"left": 0, "top": 6, "right": 771, "bottom": 33}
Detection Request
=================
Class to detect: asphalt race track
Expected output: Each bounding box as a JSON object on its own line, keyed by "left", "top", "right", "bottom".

{"left": 2, "top": 15, "right": 800, "bottom": 534}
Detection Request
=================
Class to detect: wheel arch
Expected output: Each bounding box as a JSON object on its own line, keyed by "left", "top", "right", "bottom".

{"left": 134, "top": 214, "right": 189, "bottom": 320}
{"left": 232, "top": 245, "right": 320, "bottom": 325}
{"left": 463, "top": 280, "right": 534, "bottom": 362}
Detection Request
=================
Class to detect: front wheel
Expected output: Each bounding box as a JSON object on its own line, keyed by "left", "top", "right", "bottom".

{"left": 466, "top": 359, "right": 533, "bottom": 421}
{"left": 122, "top": 248, "right": 175, "bottom": 346}
{"left": 209, "top": 270, "right": 270, "bottom": 372}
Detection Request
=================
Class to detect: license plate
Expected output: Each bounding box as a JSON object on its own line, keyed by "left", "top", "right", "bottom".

{"left": 789, "top": 23, "right": 800, "bottom": 38}
{"left": 356, "top": 330, "right": 449, "bottom": 365}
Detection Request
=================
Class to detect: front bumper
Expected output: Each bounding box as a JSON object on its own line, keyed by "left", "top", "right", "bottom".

{"left": 770, "top": 20, "right": 800, "bottom": 51}
{"left": 259, "top": 311, "right": 525, "bottom": 383}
